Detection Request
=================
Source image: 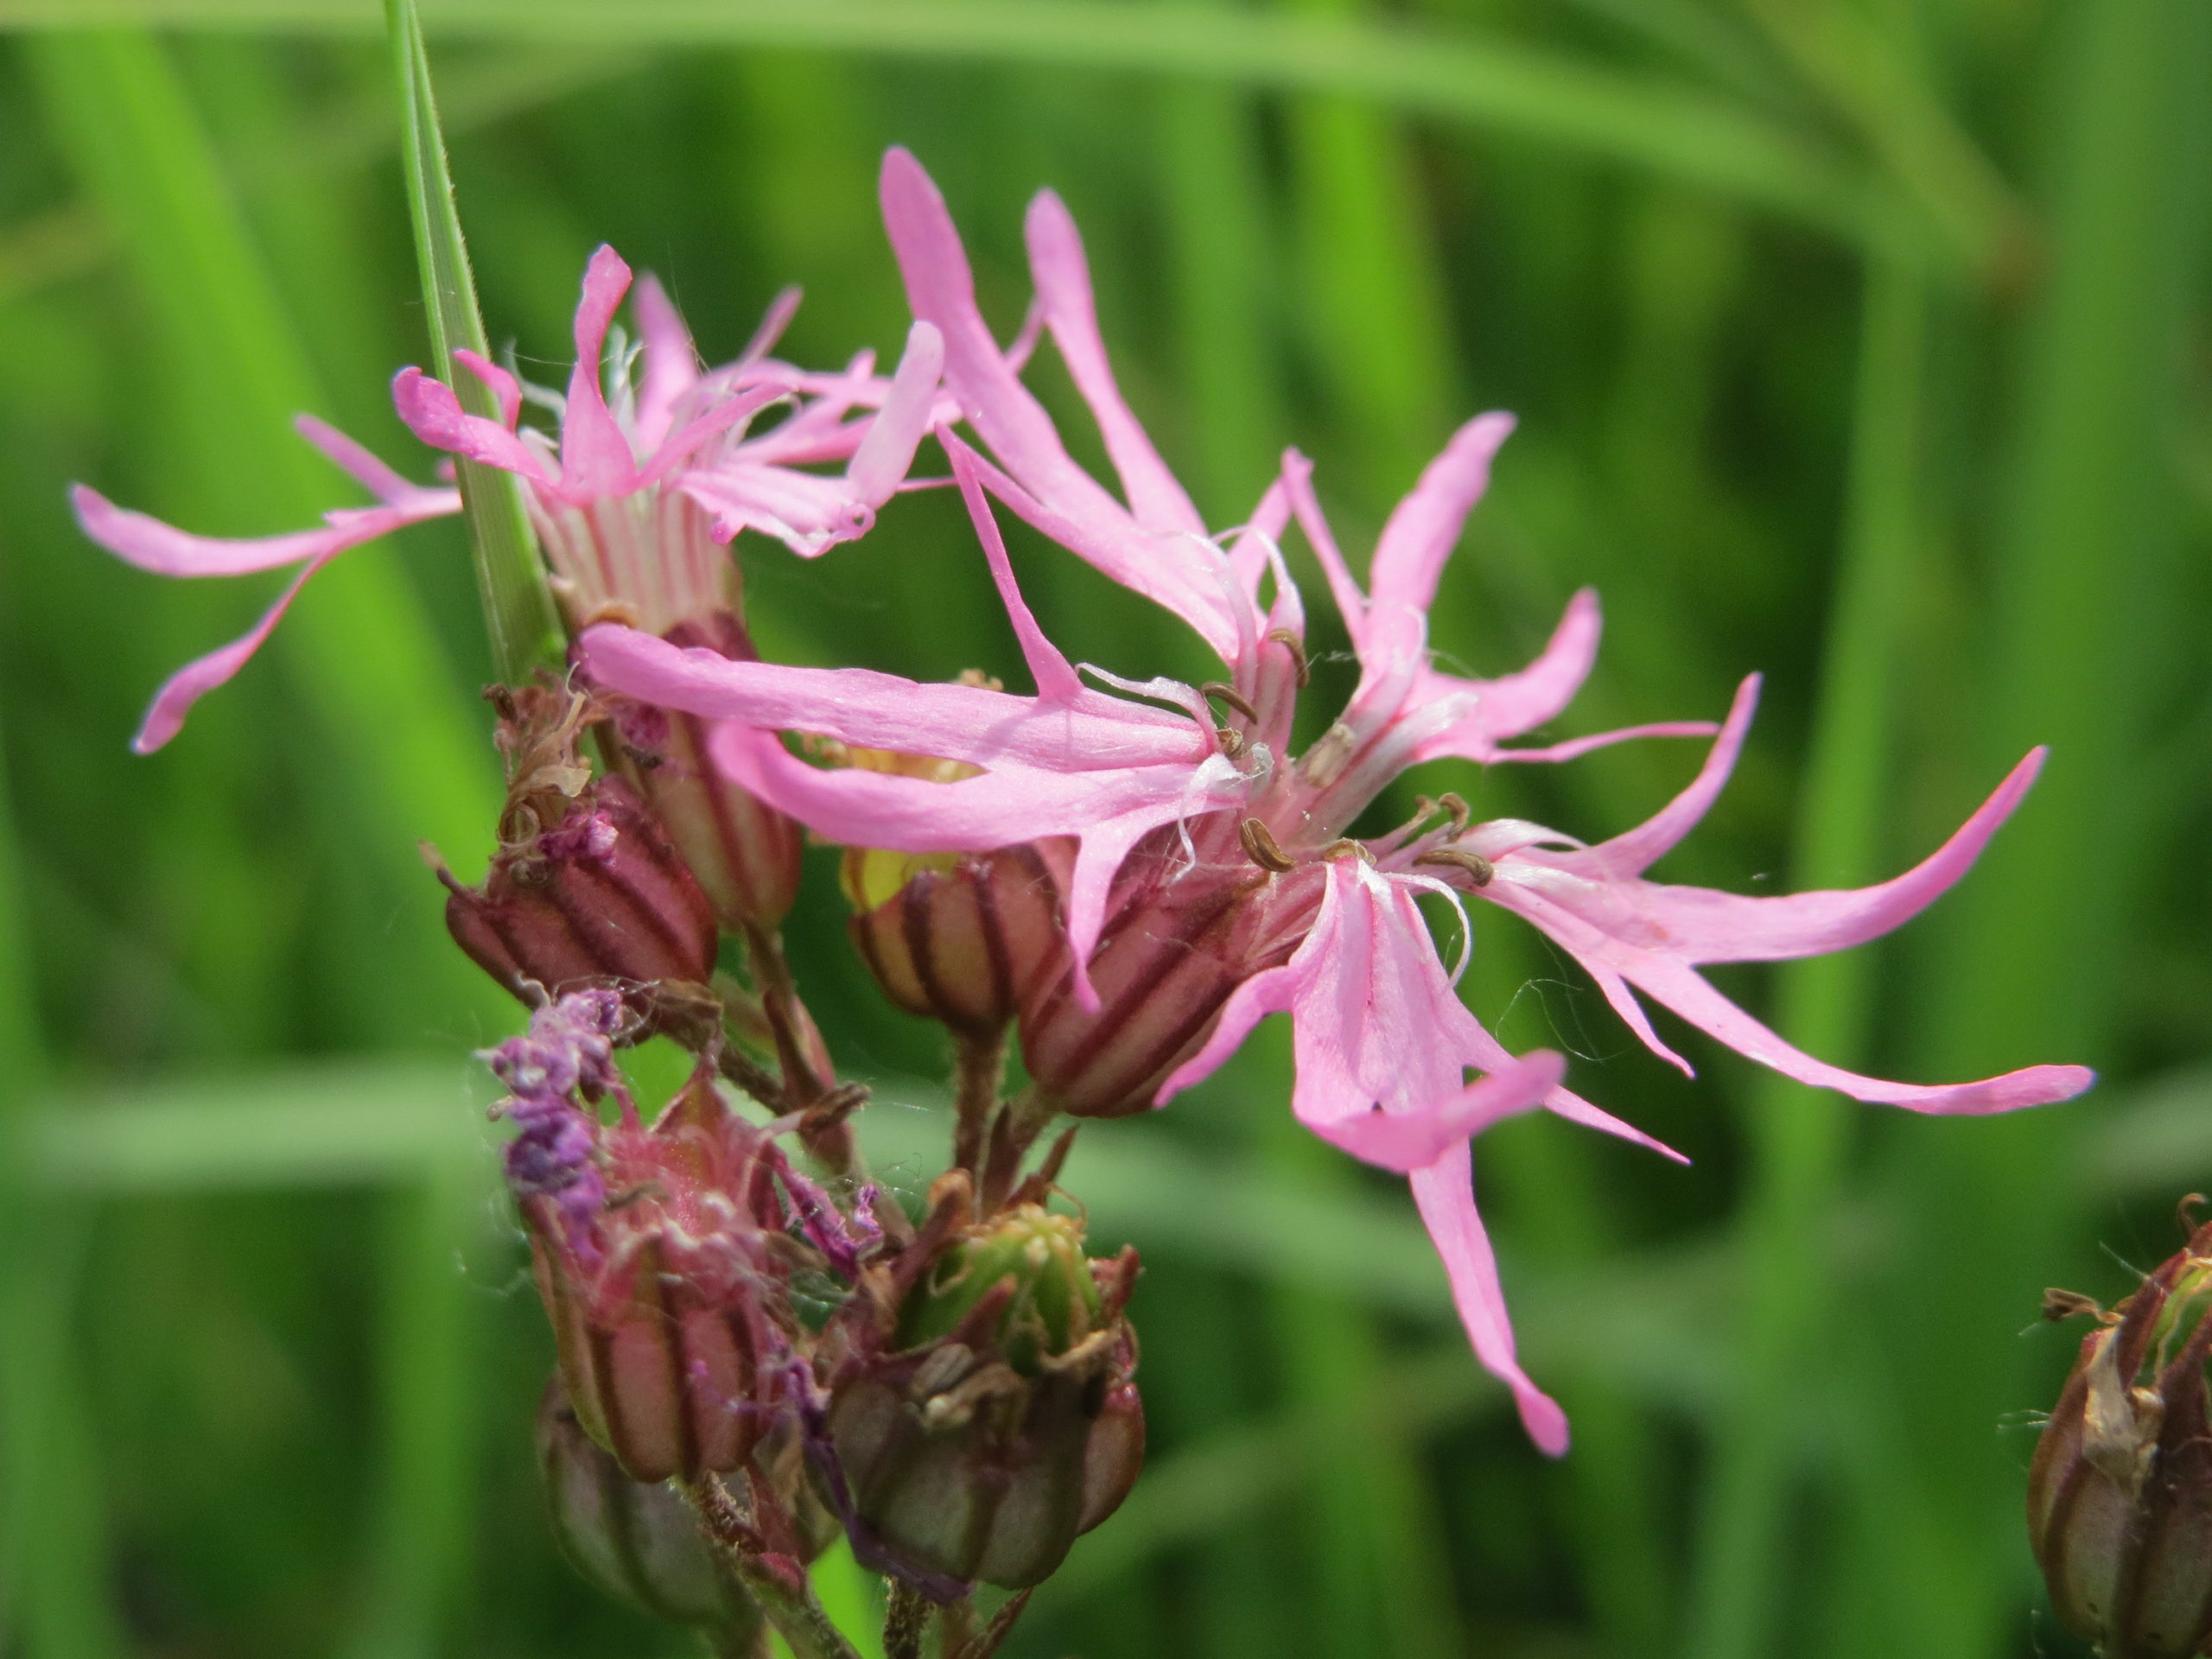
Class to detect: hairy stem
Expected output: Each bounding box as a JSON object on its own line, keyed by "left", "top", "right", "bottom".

{"left": 884, "top": 1580, "right": 930, "bottom": 1659}
{"left": 682, "top": 1474, "right": 865, "bottom": 1659}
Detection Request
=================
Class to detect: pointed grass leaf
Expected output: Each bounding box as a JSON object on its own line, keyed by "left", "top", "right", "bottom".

{"left": 387, "top": 0, "right": 562, "bottom": 684}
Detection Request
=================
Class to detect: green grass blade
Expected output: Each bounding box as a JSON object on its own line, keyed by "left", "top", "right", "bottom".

{"left": 29, "top": 29, "right": 504, "bottom": 1016}
{"left": 0, "top": 714, "right": 128, "bottom": 1659}
{"left": 1871, "top": 0, "right": 2209, "bottom": 1649}
{"left": 1681, "top": 253, "right": 1929, "bottom": 1659}
{"left": 0, "top": 0, "right": 1897, "bottom": 251}
{"left": 386, "top": 0, "right": 563, "bottom": 684}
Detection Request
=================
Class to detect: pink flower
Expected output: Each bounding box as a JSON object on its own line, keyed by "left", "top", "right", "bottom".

{"left": 73, "top": 247, "right": 942, "bottom": 752}
{"left": 584, "top": 150, "right": 2095, "bottom": 1452}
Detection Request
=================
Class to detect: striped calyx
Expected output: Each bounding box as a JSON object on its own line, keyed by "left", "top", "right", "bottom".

{"left": 607, "top": 611, "right": 804, "bottom": 932}
{"left": 528, "top": 1072, "right": 796, "bottom": 1484}
{"left": 537, "top": 1376, "right": 763, "bottom": 1634}
{"left": 2029, "top": 1217, "right": 2212, "bottom": 1658}
{"left": 842, "top": 838, "right": 1071, "bottom": 1038}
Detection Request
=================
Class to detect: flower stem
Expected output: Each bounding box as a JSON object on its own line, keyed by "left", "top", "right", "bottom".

{"left": 882, "top": 1580, "right": 929, "bottom": 1659}
{"left": 683, "top": 1474, "right": 866, "bottom": 1659}
{"left": 950, "top": 1030, "right": 1007, "bottom": 1176}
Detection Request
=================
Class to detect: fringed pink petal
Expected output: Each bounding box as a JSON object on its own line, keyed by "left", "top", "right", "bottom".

{"left": 636, "top": 384, "right": 785, "bottom": 490}
{"left": 1281, "top": 448, "right": 1370, "bottom": 648}
{"left": 561, "top": 245, "right": 640, "bottom": 499}
{"left": 580, "top": 624, "right": 1198, "bottom": 772}
{"left": 1367, "top": 412, "right": 1516, "bottom": 616}
{"left": 675, "top": 467, "right": 872, "bottom": 556}
{"left": 293, "top": 415, "right": 422, "bottom": 504}
{"left": 632, "top": 274, "right": 701, "bottom": 452}
{"left": 1567, "top": 675, "right": 1761, "bottom": 879}
{"left": 1614, "top": 952, "right": 2094, "bottom": 1115}
{"left": 450, "top": 350, "right": 524, "bottom": 430}
{"left": 738, "top": 284, "right": 804, "bottom": 367}
{"left": 880, "top": 149, "right": 1249, "bottom": 663}
{"left": 1447, "top": 992, "right": 1688, "bottom": 1164}
{"left": 132, "top": 545, "right": 341, "bottom": 752}
{"left": 1504, "top": 748, "right": 2048, "bottom": 965}
{"left": 1024, "top": 188, "right": 1207, "bottom": 537}
{"left": 1309, "top": 1051, "right": 1563, "bottom": 1175}
{"left": 75, "top": 485, "right": 347, "bottom": 578}
{"left": 1482, "top": 870, "right": 2094, "bottom": 1115}
{"left": 1466, "top": 719, "right": 1721, "bottom": 766}
{"left": 392, "top": 367, "right": 556, "bottom": 485}
{"left": 1410, "top": 1145, "right": 1570, "bottom": 1457}
{"left": 845, "top": 320, "right": 944, "bottom": 507}
{"left": 949, "top": 436, "right": 1083, "bottom": 702}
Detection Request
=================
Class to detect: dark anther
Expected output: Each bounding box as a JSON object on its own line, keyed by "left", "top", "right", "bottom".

{"left": 1239, "top": 818, "right": 1296, "bottom": 874}
{"left": 1217, "top": 727, "right": 1249, "bottom": 760}
{"left": 1414, "top": 847, "right": 1495, "bottom": 887}
{"left": 1267, "top": 627, "right": 1311, "bottom": 686}
{"left": 1435, "top": 792, "right": 1471, "bottom": 836}
{"left": 2041, "top": 1287, "right": 2103, "bottom": 1323}
{"left": 1199, "top": 680, "right": 1260, "bottom": 723}
{"left": 1319, "top": 838, "right": 1375, "bottom": 866}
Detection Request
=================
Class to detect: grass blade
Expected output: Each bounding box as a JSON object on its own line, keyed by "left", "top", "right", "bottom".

{"left": 0, "top": 712, "right": 128, "bottom": 1659}
{"left": 386, "top": 0, "right": 562, "bottom": 684}
{"left": 1681, "top": 252, "right": 1929, "bottom": 1659}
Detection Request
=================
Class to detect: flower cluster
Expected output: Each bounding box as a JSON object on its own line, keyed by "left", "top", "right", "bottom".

{"left": 580, "top": 149, "right": 2094, "bottom": 1452}
{"left": 79, "top": 143, "right": 2094, "bottom": 1649}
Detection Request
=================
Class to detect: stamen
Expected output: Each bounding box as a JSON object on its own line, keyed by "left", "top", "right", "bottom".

{"left": 1299, "top": 721, "right": 1357, "bottom": 788}
{"left": 1319, "top": 838, "right": 1375, "bottom": 866}
{"left": 1267, "top": 627, "right": 1311, "bottom": 687}
{"left": 1238, "top": 818, "right": 1296, "bottom": 874}
{"left": 1414, "top": 848, "right": 1494, "bottom": 887}
{"left": 1217, "top": 727, "right": 1248, "bottom": 760}
{"left": 1198, "top": 680, "right": 1260, "bottom": 723}
{"left": 1435, "top": 792, "right": 1471, "bottom": 837}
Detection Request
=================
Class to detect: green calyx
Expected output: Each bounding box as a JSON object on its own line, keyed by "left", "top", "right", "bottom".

{"left": 895, "top": 1205, "right": 1104, "bottom": 1375}
{"left": 2148, "top": 1256, "right": 2212, "bottom": 1375}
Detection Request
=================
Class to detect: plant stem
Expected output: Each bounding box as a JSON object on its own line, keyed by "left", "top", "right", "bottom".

{"left": 882, "top": 1580, "right": 928, "bottom": 1659}
{"left": 950, "top": 1031, "right": 1007, "bottom": 1176}
{"left": 683, "top": 1475, "right": 866, "bottom": 1659}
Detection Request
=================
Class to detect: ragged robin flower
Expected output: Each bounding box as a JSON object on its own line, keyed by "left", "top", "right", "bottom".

{"left": 584, "top": 149, "right": 2096, "bottom": 1454}
{"left": 71, "top": 245, "right": 941, "bottom": 753}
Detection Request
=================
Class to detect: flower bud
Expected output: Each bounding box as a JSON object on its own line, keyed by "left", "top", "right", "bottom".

{"left": 842, "top": 839, "right": 1071, "bottom": 1038}
{"left": 537, "top": 1376, "right": 765, "bottom": 1639}
{"left": 438, "top": 684, "right": 717, "bottom": 1033}
{"left": 606, "top": 613, "right": 804, "bottom": 932}
{"left": 2029, "top": 1217, "right": 2212, "bottom": 1657}
{"left": 820, "top": 1176, "right": 1144, "bottom": 1590}
{"left": 492, "top": 1002, "right": 873, "bottom": 1486}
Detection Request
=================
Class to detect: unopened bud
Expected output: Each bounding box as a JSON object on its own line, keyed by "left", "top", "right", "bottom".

{"left": 537, "top": 1377, "right": 764, "bottom": 1638}
{"left": 509, "top": 1050, "right": 814, "bottom": 1484}
{"left": 842, "top": 840, "right": 1071, "bottom": 1038}
{"left": 607, "top": 613, "right": 804, "bottom": 931}
{"left": 1021, "top": 843, "right": 1294, "bottom": 1116}
{"left": 2029, "top": 1217, "right": 2212, "bottom": 1657}
{"left": 439, "top": 683, "right": 717, "bottom": 1033}
{"left": 822, "top": 1179, "right": 1144, "bottom": 1589}
{"left": 442, "top": 779, "right": 717, "bottom": 1026}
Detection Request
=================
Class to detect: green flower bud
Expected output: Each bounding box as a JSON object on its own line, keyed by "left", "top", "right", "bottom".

{"left": 2030, "top": 1217, "right": 2212, "bottom": 1657}
{"left": 821, "top": 1175, "right": 1145, "bottom": 1592}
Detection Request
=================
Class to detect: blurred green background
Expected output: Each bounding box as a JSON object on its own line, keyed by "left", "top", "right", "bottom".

{"left": 0, "top": 2, "right": 2207, "bottom": 1656}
